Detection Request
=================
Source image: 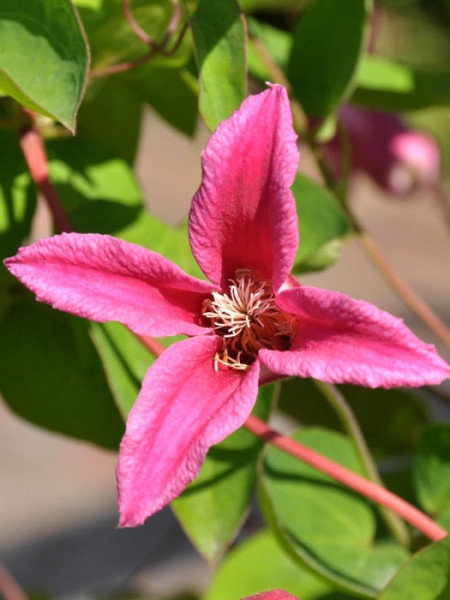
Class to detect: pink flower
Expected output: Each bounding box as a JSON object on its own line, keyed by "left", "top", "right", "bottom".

{"left": 322, "top": 105, "right": 441, "bottom": 196}
{"left": 5, "top": 85, "right": 449, "bottom": 527}
{"left": 241, "top": 591, "right": 299, "bottom": 600}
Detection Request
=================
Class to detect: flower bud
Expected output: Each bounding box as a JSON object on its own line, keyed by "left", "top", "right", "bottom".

{"left": 321, "top": 105, "right": 441, "bottom": 196}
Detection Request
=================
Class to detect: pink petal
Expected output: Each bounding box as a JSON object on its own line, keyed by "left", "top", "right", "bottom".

{"left": 5, "top": 233, "right": 214, "bottom": 337}
{"left": 259, "top": 286, "right": 450, "bottom": 388}
{"left": 241, "top": 592, "right": 299, "bottom": 600}
{"left": 189, "top": 84, "right": 299, "bottom": 292}
{"left": 117, "top": 335, "right": 260, "bottom": 526}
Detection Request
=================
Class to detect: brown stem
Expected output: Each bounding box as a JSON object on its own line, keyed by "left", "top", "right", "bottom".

{"left": 19, "top": 119, "right": 73, "bottom": 233}
{"left": 244, "top": 414, "right": 447, "bottom": 543}
{"left": 0, "top": 563, "right": 29, "bottom": 600}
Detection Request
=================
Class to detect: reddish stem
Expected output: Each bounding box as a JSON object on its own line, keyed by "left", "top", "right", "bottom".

{"left": 0, "top": 564, "right": 29, "bottom": 600}
{"left": 122, "top": 0, "right": 154, "bottom": 47}
{"left": 244, "top": 414, "right": 447, "bottom": 543}
{"left": 19, "top": 121, "right": 73, "bottom": 233}
{"left": 135, "top": 333, "right": 166, "bottom": 356}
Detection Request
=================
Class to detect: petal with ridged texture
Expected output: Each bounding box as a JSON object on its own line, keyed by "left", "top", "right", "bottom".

{"left": 189, "top": 84, "right": 299, "bottom": 292}
{"left": 5, "top": 233, "right": 214, "bottom": 337}
{"left": 117, "top": 335, "right": 260, "bottom": 527}
{"left": 241, "top": 592, "right": 299, "bottom": 600}
{"left": 259, "top": 286, "right": 450, "bottom": 388}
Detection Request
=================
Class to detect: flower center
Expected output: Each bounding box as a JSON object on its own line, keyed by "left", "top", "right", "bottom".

{"left": 202, "top": 269, "right": 297, "bottom": 372}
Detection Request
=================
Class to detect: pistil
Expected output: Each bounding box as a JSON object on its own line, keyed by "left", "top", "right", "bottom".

{"left": 202, "top": 270, "right": 297, "bottom": 371}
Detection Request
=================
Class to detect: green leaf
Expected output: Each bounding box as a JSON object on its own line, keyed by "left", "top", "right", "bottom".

{"left": 413, "top": 423, "right": 450, "bottom": 518}
{"left": 205, "top": 530, "right": 350, "bottom": 600}
{"left": 288, "top": 0, "right": 372, "bottom": 117}
{"left": 278, "top": 378, "right": 428, "bottom": 458}
{"left": 352, "top": 55, "right": 450, "bottom": 111}
{"left": 77, "top": 77, "right": 143, "bottom": 164}
{"left": 0, "top": 131, "right": 35, "bottom": 272}
{"left": 292, "top": 174, "right": 349, "bottom": 273}
{"left": 132, "top": 65, "right": 198, "bottom": 136}
{"left": 0, "top": 294, "right": 124, "bottom": 450}
{"left": 260, "top": 428, "right": 409, "bottom": 598}
{"left": 0, "top": 0, "right": 89, "bottom": 132}
{"left": 186, "top": 0, "right": 246, "bottom": 131}
{"left": 247, "top": 19, "right": 292, "bottom": 82}
{"left": 46, "top": 138, "right": 142, "bottom": 233}
{"left": 378, "top": 536, "right": 450, "bottom": 600}
{"left": 90, "top": 321, "right": 155, "bottom": 419}
{"left": 172, "top": 384, "right": 276, "bottom": 565}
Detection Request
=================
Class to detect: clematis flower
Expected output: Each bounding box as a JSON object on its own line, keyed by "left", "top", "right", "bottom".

{"left": 5, "top": 85, "right": 449, "bottom": 528}
{"left": 321, "top": 105, "right": 441, "bottom": 196}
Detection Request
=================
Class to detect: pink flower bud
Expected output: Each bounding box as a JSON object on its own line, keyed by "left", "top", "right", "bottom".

{"left": 322, "top": 105, "right": 441, "bottom": 196}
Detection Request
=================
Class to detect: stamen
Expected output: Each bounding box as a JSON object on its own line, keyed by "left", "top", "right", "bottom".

{"left": 203, "top": 270, "right": 297, "bottom": 372}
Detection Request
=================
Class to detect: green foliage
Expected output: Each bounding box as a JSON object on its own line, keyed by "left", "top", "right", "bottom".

{"left": 260, "top": 428, "right": 409, "bottom": 597}
{"left": 77, "top": 77, "right": 143, "bottom": 164}
{"left": 352, "top": 55, "right": 450, "bottom": 111}
{"left": 413, "top": 423, "right": 450, "bottom": 527}
{"left": 0, "top": 130, "right": 35, "bottom": 277}
{"left": 185, "top": 0, "right": 247, "bottom": 131}
{"left": 75, "top": 0, "right": 175, "bottom": 70}
{"left": 90, "top": 321, "right": 156, "bottom": 419}
{"left": 278, "top": 378, "right": 429, "bottom": 457}
{"left": 0, "top": 0, "right": 89, "bottom": 131}
{"left": 173, "top": 384, "right": 276, "bottom": 564}
{"left": 288, "top": 0, "right": 372, "bottom": 117}
{"left": 205, "top": 530, "right": 349, "bottom": 600}
{"left": 378, "top": 536, "right": 450, "bottom": 600}
{"left": 0, "top": 294, "right": 124, "bottom": 449}
{"left": 131, "top": 64, "right": 198, "bottom": 136}
{"left": 292, "top": 174, "right": 349, "bottom": 273}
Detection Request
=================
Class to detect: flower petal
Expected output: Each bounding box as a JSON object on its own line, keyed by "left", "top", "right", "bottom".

{"left": 117, "top": 335, "right": 260, "bottom": 527}
{"left": 259, "top": 286, "right": 450, "bottom": 388}
{"left": 241, "top": 592, "right": 299, "bottom": 600}
{"left": 189, "top": 84, "right": 299, "bottom": 291}
{"left": 5, "top": 233, "right": 214, "bottom": 337}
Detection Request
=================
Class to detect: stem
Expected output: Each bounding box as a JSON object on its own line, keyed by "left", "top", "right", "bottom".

{"left": 244, "top": 414, "right": 447, "bottom": 543}
{"left": 0, "top": 563, "right": 29, "bottom": 600}
{"left": 135, "top": 333, "right": 166, "bottom": 356}
{"left": 89, "top": 49, "right": 158, "bottom": 79}
{"left": 19, "top": 119, "right": 73, "bottom": 233}
{"left": 122, "top": 0, "right": 154, "bottom": 47}
{"left": 315, "top": 381, "right": 410, "bottom": 547}
{"left": 250, "top": 34, "right": 450, "bottom": 351}
{"left": 90, "top": 4, "right": 185, "bottom": 79}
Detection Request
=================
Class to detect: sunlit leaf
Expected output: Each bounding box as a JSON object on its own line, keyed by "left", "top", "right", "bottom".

{"left": 172, "top": 384, "right": 276, "bottom": 564}
{"left": 288, "top": 0, "right": 372, "bottom": 117}
{"left": 0, "top": 0, "right": 89, "bottom": 131}
{"left": 186, "top": 0, "right": 246, "bottom": 131}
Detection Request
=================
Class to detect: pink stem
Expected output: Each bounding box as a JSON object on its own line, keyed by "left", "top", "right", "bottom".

{"left": 244, "top": 414, "right": 448, "bottom": 543}
{"left": 0, "top": 564, "right": 29, "bottom": 600}
{"left": 19, "top": 120, "right": 73, "bottom": 233}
